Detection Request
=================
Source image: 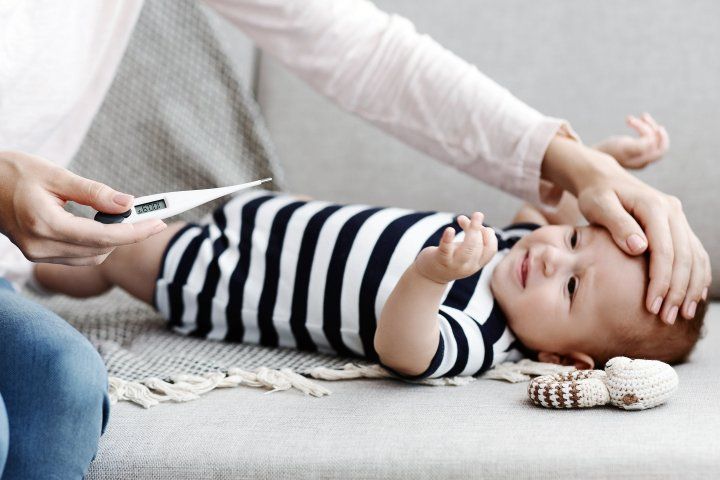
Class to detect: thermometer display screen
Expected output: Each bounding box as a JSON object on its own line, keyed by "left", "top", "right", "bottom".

{"left": 135, "top": 199, "right": 167, "bottom": 215}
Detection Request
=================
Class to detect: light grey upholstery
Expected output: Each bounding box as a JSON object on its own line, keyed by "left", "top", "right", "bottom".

{"left": 88, "top": 305, "right": 720, "bottom": 479}
{"left": 85, "top": 1, "right": 720, "bottom": 478}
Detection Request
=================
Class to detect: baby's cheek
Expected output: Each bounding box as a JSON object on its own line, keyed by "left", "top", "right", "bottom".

{"left": 510, "top": 295, "right": 561, "bottom": 349}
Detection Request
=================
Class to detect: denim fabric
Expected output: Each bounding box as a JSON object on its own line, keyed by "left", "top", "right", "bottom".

{"left": 0, "top": 278, "right": 110, "bottom": 480}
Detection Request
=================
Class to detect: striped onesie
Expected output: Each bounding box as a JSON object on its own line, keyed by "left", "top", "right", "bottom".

{"left": 153, "top": 190, "right": 537, "bottom": 379}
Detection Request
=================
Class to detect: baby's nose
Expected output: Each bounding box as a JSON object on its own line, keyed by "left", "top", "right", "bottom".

{"left": 543, "top": 257, "right": 555, "bottom": 277}
{"left": 541, "top": 247, "right": 563, "bottom": 277}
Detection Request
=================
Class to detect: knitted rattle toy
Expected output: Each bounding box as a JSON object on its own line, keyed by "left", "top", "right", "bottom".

{"left": 528, "top": 357, "right": 679, "bottom": 410}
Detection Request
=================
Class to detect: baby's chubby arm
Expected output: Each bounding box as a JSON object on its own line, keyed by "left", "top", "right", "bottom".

{"left": 374, "top": 212, "right": 497, "bottom": 376}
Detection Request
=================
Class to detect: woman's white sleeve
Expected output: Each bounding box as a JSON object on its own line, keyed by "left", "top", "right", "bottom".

{"left": 204, "top": 0, "right": 577, "bottom": 205}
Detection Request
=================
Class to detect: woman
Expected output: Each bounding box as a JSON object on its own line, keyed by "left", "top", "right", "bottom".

{"left": 0, "top": 0, "right": 710, "bottom": 478}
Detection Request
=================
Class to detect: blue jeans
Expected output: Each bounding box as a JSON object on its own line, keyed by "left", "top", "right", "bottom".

{"left": 0, "top": 278, "right": 110, "bottom": 479}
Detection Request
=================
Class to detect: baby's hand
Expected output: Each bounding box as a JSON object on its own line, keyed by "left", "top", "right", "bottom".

{"left": 414, "top": 212, "right": 498, "bottom": 284}
{"left": 595, "top": 113, "right": 669, "bottom": 169}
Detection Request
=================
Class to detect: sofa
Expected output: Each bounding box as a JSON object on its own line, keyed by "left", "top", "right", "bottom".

{"left": 86, "top": 1, "right": 720, "bottom": 478}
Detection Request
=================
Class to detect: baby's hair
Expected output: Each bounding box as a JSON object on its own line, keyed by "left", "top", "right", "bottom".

{"left": 595, "top": 298, "right": 708, "bottom": 368}
{"left": 593, "top": 247, "right": 708, "bottom": 368}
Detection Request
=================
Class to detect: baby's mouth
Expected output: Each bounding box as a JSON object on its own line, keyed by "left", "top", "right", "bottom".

{"left": 516, "top": 251, "right": 529, "bottom": 289}
{"left": 521, "top": 251, "right": 529, "bottom": 288}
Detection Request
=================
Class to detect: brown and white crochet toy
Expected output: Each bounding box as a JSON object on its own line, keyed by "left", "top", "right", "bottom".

{"left": 528, "top": 357, "right": 679, "bottom": 410}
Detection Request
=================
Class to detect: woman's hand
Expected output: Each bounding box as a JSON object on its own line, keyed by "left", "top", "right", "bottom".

{"left": 594, "top": 113, "right": 669, "bottom": 169}
{"left": 0, "top": 151, "right": 167, "bottom": 266}
{"left": 542, "top": 137, "right": 711, "bottom": 324}
{"left": 414, "top": 212, "right": 497, "bottom": 284}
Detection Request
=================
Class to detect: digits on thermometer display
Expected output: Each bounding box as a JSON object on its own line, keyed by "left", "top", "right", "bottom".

{"left": 135, "top": 199, "right": 167, "bottom": 214}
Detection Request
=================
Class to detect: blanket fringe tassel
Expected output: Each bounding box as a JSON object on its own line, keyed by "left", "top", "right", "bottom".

{"left": 109, "top": 360, "right": 573, "bottom": 408}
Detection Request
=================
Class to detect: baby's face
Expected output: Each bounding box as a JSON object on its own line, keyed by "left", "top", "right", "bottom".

{"left": 491, "top": 225, "right": 647, "bottom": 358}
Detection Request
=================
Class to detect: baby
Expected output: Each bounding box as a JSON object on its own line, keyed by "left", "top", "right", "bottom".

{"left": 35, "top": 115, "right": 706, "bottom": 379}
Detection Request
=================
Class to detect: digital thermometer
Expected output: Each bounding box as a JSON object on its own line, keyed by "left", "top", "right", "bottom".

{"left": 94, "top": 178, "right": 272, "bottom": 224}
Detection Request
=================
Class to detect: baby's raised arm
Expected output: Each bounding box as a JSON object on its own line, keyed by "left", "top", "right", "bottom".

{"left": 374, "top": 212, "right": 497, "bottom": 376}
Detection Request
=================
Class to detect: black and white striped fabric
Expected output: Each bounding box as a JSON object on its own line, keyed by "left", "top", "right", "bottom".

{"left": 154, "top": 190, "right": 538, "bottom": 379}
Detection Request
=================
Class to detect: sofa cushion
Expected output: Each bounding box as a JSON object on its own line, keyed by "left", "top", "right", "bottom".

{"left": 87, "top": 304, "right": 719, "bottom": 479}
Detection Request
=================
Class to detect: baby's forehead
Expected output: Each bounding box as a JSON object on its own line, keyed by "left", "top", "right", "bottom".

{"left": 585, "top": 226, "right": 648, "bottom": 317}
{"left": 586, "top": 225, "right": 643, "bottom": 267}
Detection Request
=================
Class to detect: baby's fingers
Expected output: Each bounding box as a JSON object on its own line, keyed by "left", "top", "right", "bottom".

{"left": 627, "top": 115, "right": 655, "bottom": 138}
{"left": 480, "top": 226, "right": 498, "bottom": 264}
{"left": 438, "top": 227, "right": 456, "bottom": 257}
{"left": 456, "top": 214, "right": 471, "bottom": 231}
{"left": 641, "top": 113, "right": 661, "bottom": 134}
{"left": 457, "top": 212, "right": 484, "bottom": 261}
{"left": 482, "top": 226, "right": 498, "bottom": 252}
{"left": 641, "top": 113, "right": 669, "bottom": 151}
{"left": 658, "top": 126, "right": 670, "bottom": 153}
{"left": 457, "top": 212, "right": 485, "bottom": 232}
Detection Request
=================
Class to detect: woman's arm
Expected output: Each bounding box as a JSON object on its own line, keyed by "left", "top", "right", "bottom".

{"left": 374, "top": 212, "right": 496, "bottom": 376}
{"left": 204, "top": 0, "right": 572, "bottom": 206}
{"left": 212, "top": 0, "right": 709, "bottom": 324}
{"left": 516, "top": 114, "right": 670, "bottom": 227}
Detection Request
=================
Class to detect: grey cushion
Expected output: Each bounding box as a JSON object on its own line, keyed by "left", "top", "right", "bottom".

{"left": 88, "top": 304, "right": 720, "bottom": 479}
{"left": 257, "top": 0, "right": 720, "bottom": 297}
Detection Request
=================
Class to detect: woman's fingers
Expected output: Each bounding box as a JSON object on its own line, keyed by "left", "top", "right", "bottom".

{"left": 681, "top": 233, "right": 708, "bottom": 319}
{"left": 601, "top": 184, "right": 707, "bottom": 320}
{"left": 19, "top": 237, "right": 115, "bottom": 264}
{"left": 37, "top": 253, "right": 112, "bottom": 267}
{"left": 633, "top": 203, "right": 674, "bottom": 315}
{"left": 579, "top": 189, "right": 648, "bottom": 256}
{"left": 0, "top": 151, "right": 167, "bottom": 266}
{"left": 659, "top": 214, "right": 692, "bottom": 324}
{"left": 50, "top": 168, "right": 135, "bottom": 214}
{"left": 44, "top": 210, "right": 166, "bottom": 249}
{"left": 631, "top": 194, "right": 702, "bottom": 319}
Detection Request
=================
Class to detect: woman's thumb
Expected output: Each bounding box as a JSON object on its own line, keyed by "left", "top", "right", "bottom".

{"left": 580, "top": 191, "right": 647, "bottom": 255}
{"left": 55, "top": 170, "right": 134, "bottom": 213}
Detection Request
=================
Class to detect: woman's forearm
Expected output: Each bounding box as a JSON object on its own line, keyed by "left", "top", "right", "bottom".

{"left": 374, "top": 262, "right": 446, "bottom": 376}
{"left": 541, "top": 134, "right": 621, "bottom": 197}
{"left": 206, "top": 0, "right": 570, "bottom": 205}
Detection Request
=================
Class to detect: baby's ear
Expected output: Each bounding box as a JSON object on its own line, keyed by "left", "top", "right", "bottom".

{"left": 538, "top": 351, "right": 595, "bottom": 370}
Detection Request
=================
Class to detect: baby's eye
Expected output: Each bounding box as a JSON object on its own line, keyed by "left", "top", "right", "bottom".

{"left": 570, "top": 229, "right": 578, "bottom": 249}
{"left": 567, "top": 276, "right": 578, "bottom": 299}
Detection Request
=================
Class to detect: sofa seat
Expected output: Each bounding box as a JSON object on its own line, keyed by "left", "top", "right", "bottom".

{"left": 86, "top": 305, "right": 719, "bottom": 479}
